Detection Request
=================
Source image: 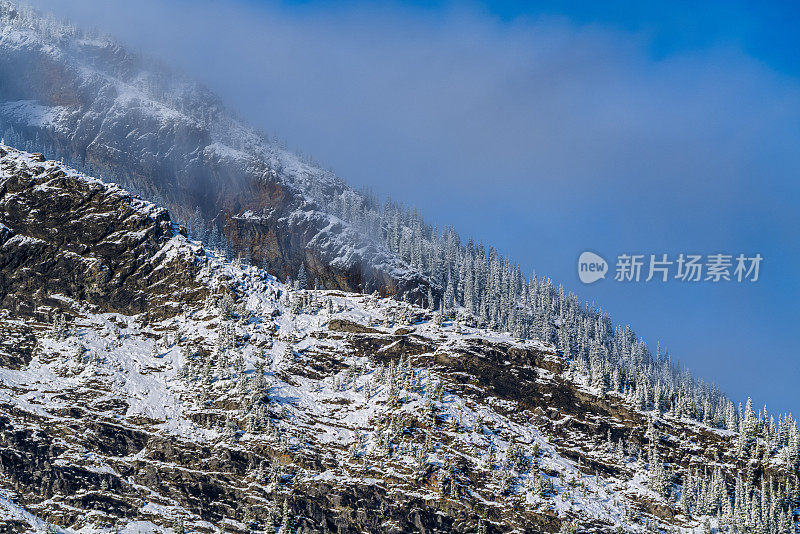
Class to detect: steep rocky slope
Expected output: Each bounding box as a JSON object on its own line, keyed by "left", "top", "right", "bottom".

{"left": 0, "top": 0, "right": 429, "bottom": 300}
{"left": 1, "top": 146, "right": 798, "bottom": 534}
{"left": 0, "top": 147, "right": 207, "bottom": 320}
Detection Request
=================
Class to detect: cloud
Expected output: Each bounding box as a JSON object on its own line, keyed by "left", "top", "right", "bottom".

{"left": 26, "top": 0, "right": 800, "bottom": 216}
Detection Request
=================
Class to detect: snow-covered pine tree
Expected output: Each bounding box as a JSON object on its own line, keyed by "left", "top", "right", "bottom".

{"left": 50, "top": 312, "right": 68, "bottom": 341}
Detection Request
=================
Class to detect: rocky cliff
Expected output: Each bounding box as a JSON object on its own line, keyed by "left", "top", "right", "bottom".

{"left": 0, "top": 145, "right": 206, "bottom": 319}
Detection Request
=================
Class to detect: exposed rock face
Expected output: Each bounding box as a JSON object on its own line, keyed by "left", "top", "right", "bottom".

{"left": 0, "top": 1, "right": 431, "bottom": 301}
{"left": 0, "top": 145, "right": 207, "bottom": 318}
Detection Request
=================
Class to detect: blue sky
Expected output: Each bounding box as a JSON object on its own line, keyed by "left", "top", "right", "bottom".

{"left": 31, "top": 0, "right": 800, "bottom": 414}
{"left": 275, "top": 0, "right": 800, "bottom": 68}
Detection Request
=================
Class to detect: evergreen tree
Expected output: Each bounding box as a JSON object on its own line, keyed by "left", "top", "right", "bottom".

{"left": 278, "top": 501, "right": 291, "bottom": 534}
{"left": 297, "top": 264, "right": 307, "bottom": 290}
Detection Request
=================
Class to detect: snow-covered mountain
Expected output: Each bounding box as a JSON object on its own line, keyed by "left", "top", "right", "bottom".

{"left": 2, "top": 2, "right": 800, "bottom": 533}
{"left": 1, "top": 146, "right": 798, "bottom": 534}
{"left": 0, "top": 0, "right": 430, "bottom": 301}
